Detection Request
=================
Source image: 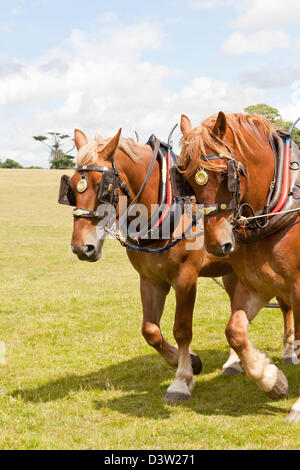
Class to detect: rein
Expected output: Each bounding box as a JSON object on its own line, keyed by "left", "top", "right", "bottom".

{"left": 105, "top": 213, "right": 202, "bottom": 253}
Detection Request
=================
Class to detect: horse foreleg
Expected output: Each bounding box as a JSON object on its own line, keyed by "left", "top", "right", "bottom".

{"left": 221, "top": 273, "right": 244, "bottom": 375}
{"left": 276, "top": 297, "right": 295, "bottom": 365}
{"left": 140, "top": 276, "right": 179, "bottom": 367}
{"left": 163, "top": 272, "right": 201, "bottom": 402}
{"left": 225, "top": 281, "right": 288, "bottom": 399}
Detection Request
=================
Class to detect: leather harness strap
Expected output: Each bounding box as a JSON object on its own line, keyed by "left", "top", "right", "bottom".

{"left": 198, "top": 153, "right": 246, "bottom": 217}
{"left": 126, "top": 138, "right": 160, "bottom": 211}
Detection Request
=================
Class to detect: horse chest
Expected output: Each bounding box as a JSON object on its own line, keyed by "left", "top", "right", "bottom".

{"left": 230, "top": 247, "right": 286, "bottom": 298}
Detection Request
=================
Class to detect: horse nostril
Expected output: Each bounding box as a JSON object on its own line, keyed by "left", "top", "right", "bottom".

{"left": 71, "top": 244, "right": 95, "bottom": 256}
{"left": 85, "top": 244, "right": 96, "bottom": 256}
{"left": 221, "top": 242, "right": 233, "bottom": 255}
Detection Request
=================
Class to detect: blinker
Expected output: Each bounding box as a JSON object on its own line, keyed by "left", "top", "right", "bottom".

{"left": 227, "top": 160, "right": 237, "bottom": 193}
{"left": 58, "top": 175, "right": 76, "bottom": 206}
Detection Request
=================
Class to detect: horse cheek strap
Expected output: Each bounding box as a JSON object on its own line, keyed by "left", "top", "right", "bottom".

{"left": 58, "top": 175, "right": 76, "bottom": 206}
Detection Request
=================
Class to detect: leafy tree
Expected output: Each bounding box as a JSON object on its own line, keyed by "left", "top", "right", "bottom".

{"left": 244, "top": 104, "right": 281, "bottom": 123}
{"left": 33, "top": 132, "right": 75, "bottom": 169}
{"left": 0, "top": 158, "right": 23, "bottom": 168}
{"left": 244, "top": 104, "right": 300, "bottom": 148}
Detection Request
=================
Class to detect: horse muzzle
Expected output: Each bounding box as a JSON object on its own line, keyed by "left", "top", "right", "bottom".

{"left": 71, "top": 242, "right": 102, "bottom": 262}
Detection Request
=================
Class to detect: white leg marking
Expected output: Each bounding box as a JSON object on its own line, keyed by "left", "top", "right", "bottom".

{"left": 222, "top": 348, "right": 244, "bottom": 375}
{"left": 164, "top": 344, "right": 195, "bottom": 400}
{"left": 286, "top": 397, "right": 300, "bottom": 423}
{"left": 243, "top": 346, "right": 286, "bottom": 393}
{"left": 292, "top": 398, "right": 300, "bottom": 412}
{"left": 166, "top": 378, "right": 192, "bottom": 397}
{"left": 256, "top": 364, "right": 279, "bottom": 392}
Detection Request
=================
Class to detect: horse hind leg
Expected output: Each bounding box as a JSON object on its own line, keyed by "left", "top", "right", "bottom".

{"left": 164, "top": 272, "right": 201, "bottom": 402}
{"left": 286, "top": 292, "right": 300, "bottom": 422}
{"left": 226, "top": 282, "right": 288, "bottom": 400}
{"left": 277, "top": 297, "right": 296, "bottom": 365}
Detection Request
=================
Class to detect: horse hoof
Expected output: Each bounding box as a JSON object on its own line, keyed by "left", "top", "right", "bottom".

{"left": 282, "top": 357, "right": 294, "bottom": 366}
{"left": 221, "top": 362, "right": 244, "bottom": 376}
{"left": 163, "top": 392, "right": 190, "bottom": 402}
{"left": 285, "top": 411, "right": 300, "bottom": 424}
{"left": 221, "top": 367, "right": 243, "bottom": 376}
{"left": 266, "top": 370, "right": 288, "bottom": 399}
{"left": 190, "top": 354, "right": 203, "bottom": 375}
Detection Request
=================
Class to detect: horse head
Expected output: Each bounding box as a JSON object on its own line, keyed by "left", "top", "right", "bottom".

{"left": 179, "top": 111, "right": 275, "bottom": 257}
{"left": 69, "top": 128, "right": 122, "bottom": 262}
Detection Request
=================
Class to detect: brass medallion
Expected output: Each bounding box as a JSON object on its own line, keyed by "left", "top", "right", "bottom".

{"left": 195, "top": 168, "right": 208, "bottom": 186}
{"left": 77, "top": 177, "right": 88, "bottom": 193}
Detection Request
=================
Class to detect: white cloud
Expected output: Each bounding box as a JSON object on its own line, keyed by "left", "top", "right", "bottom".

{"left": 220, "top": 0, "right": 300, "bottom": 56}
{"left": 279, "top": 81, "right": 300, "bottom": 121}
{"left": 221, "top": 30, "right": 291, "bottom": 55}
{"left": 11, "top": 6, "right": 23, "bottom": 16}
{"left": 98, "top": 11, "right": 118, "bottom": 24}
{"left": 0, "top": 22, "right": 266, "bottom": 167}
{"left": 240, "top": 63, "right": 300, "bottom": 88}
{"left": 233, "top": 0, "right": 300, "bottom": 31}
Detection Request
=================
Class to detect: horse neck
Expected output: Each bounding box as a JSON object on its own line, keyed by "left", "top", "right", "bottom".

{"left": 115, "top": 147, "right": 160, "bottom": 211}
{"left": 229, "top": 131, "right": 275, "bottom": 211}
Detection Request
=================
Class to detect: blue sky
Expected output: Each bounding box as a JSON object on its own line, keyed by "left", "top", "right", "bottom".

{"left": 1, "top": 0, "right": 300, "bottom": 166}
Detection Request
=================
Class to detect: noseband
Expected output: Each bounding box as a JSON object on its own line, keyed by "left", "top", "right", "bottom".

{"left": 195, "top": 153, "right": 247, "bottom": 217}
{"left": 58, "top": 159, "right": 131, "bottom": 219}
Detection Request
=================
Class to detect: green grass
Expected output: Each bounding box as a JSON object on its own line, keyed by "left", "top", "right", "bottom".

{"left": 0, "top": 169, "right": 299, "bottom": 449}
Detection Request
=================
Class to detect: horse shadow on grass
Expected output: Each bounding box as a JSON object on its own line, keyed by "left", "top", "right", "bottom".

{"left": 11, "top": 348, "right": 299, "bottom": 420}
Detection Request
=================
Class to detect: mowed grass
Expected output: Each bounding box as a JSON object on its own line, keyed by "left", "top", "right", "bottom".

{"left": 0, "top": 168, "right": 299, "bottom": 450}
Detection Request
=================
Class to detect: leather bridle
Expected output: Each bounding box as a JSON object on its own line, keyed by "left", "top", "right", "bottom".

{"left": 197, "top": 153, "right": 247, "bottom": 217}
{"left": 58, "top": 159, "right": 131, "bottom": 219}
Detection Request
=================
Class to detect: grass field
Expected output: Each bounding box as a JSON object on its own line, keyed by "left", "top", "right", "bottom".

{"left": 0, "top": 168, "right": 299, "bottom": 450}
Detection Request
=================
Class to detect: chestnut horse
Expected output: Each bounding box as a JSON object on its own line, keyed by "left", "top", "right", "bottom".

{"left": 180, "top": 112, "right": 299, "bottom": 422}
{"left": 66, "top": 127, "right": 294, "bottom": 402}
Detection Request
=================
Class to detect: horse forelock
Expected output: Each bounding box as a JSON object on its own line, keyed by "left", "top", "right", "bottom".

{"left": 76, "top": 132, "right": 149, "bottom": 166}
{"left": 179, "top": 113, "right": 277, "bottom": 176}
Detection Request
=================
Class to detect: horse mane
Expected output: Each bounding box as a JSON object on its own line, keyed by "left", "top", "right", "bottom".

{"left": 179, "top": 113, "right": 278, "bottom": 175}
{"left": 76, "top": 130, "right": 149, "bottom": 166}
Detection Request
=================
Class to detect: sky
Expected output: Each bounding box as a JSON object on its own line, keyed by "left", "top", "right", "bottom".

{"left": 1, "top": 0, "right": 300, "bottom": 167}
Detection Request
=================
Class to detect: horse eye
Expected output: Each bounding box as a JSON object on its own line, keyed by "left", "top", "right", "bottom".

{"left": 220, "top": 172, "right": 227, "bottom": 181}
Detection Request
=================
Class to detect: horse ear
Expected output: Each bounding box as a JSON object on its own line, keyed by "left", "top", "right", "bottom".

{"left": 74, "top": 129, "right": 88, "bottom": 150}
{"left": 180, "top": 114, "right": 192, "bottom": 139}
{"left": 101, "top": 128, "right": 122, "bottom": 161}
{"left": 212, "top": 111, "right": 227, "bottom": 139}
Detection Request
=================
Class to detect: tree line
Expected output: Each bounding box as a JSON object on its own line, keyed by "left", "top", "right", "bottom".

{"left": 1, "top": 104, "right": 300, "bottom": 169}
{"left": 244, "top": 104, "right": 300, "bottom": 148}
